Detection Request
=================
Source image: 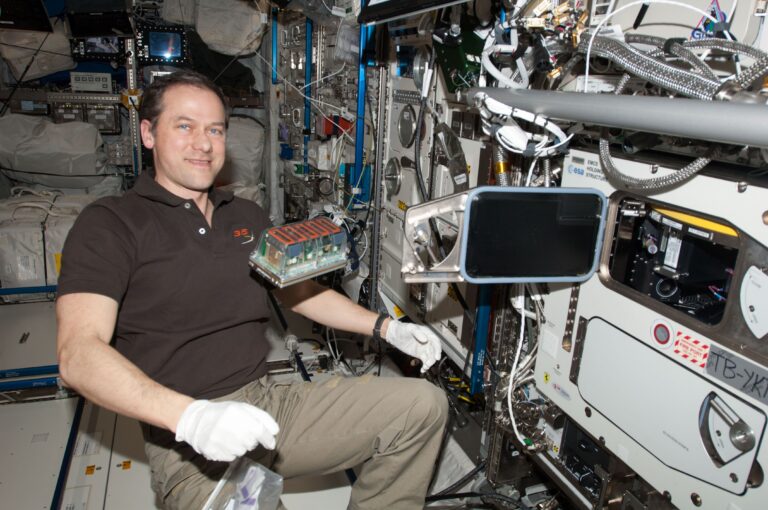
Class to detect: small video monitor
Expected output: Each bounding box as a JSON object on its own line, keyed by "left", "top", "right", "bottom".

{"left": 148, "top": 31, "right": 182, "bottom": 59}
{"left": 136, "top": 24, "right": 188, "bottom": 64}
{"left": 86, "top": 36, "right": 119, "bottom": 54}
{"left": 71, "top": 36, "right": 125, "bottom": 62}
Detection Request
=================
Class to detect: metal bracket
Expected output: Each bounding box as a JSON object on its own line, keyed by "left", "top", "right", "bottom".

{"left": 402, "top": 191, "right": 468, "bottom": 283}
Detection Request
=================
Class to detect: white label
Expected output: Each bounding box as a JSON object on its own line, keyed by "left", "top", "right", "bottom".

{"left": 74, "top": 432, "right": 103, "bottom": 456}
{"left": 687, "top": 226, "right": 712, "bottom": 240}
{"left": 662, "top": 217, "right": 683, "bottom": 230}
{"left": 17, "top": 254, "right": 37, "bottom": 280}
{"left": 663, "top": 235, "right": 682, "bottom": 269}
{"left": 541, "top": 329, "right": 559, "bottom": 358}
{"left": 61, "top": 486, "right": 90, "bottom": 510}
{"left": 453, "top": 173, "right": 468, "bottom": 185}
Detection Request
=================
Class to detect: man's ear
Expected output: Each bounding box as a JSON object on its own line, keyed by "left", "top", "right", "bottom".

{"left": 140, "top": 119, "right": 155, "bottom": 149}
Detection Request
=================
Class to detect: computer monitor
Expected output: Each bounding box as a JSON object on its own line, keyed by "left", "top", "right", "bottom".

{"left": 0, "top": 0, "right": 52, "bottom": 32}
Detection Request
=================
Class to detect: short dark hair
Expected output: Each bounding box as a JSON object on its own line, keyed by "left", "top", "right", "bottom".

{"left": 139, "top": 69, "right": 229, "bottom": 130}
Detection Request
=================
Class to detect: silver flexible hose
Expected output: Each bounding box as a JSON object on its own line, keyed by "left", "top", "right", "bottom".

{"left": 598, "top": 138, "right": 711, "bottom": 191}
{"left": 616, "top": 73, "right": 633, "bottom": 93}
{"left": 684, "top": 38, "right": 768, "bottom": 89}
{"left": 579, "top": 36, "right": 721, "bottom": 100}
{"left": 647, "top": 48, "right": 719, "bottom": 81}
{"left": 626, "top": 33, "right": 718, "bottom": 81}
{"left": 684, "top": 38, "right": 768, "bottom": 62}
{"left": 493, "top": 143, "right": 511, "bottom": 186}
{"left": 736, "top": 53, "right": 768, "bottom": 89}
{"left": 598, "top": 58, "right": 712, "bottom": 192}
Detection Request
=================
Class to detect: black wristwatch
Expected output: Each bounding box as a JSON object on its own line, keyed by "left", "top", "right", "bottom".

{"left": 372, "top": 313, "right": 389, "bottom": 341}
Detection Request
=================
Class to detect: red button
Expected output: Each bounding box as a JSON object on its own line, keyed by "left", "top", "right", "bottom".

{"left": 654, "top": 323, "right": 671, "bottom": 345}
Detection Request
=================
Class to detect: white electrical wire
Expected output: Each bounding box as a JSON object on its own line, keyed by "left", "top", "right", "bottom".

{"left": 507, "top": 285, "right": 535, "bottom": 450}
{"left": 524, "top": 157, "right": 539, "bottom": 187}
{"left": 584, "top": 0, "right": 724, "bottom": 93}
{"left": 305, "top": 63, "right": 346, "bottom": 88}
{"left": 481, "top": 44, "right": 530, "bottom": 89}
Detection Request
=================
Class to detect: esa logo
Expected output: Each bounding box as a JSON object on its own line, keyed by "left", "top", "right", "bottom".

{"left": 567, "top": 165, "right": 584, "bottom": 175}
{"left": 232, "top": 228, "right": 255, "bottom": 244}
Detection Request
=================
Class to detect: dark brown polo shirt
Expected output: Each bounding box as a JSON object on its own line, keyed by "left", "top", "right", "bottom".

{"left": 57, "top": 173, "right": 272, "bottom": 399}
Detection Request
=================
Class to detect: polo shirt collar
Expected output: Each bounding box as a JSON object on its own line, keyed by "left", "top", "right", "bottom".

{"left": 133, "top": 172, "right": 235, "bottom": 207}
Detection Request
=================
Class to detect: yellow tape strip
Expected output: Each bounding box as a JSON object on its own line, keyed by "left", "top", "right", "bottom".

{"left": 653, "top": 207, "right": 738, "bottom": 237}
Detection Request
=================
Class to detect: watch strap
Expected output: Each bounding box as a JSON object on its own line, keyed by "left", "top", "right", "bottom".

{"left": 373, "top": 313, "right": 389, "bottom": 341}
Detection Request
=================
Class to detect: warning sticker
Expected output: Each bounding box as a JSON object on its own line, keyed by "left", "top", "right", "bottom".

{"left": 673, "top": 331, "right": 710, "bottom": 369}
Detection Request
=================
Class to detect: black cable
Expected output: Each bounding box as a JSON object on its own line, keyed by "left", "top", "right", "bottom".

{"left": 425, "top": 491, "right": 519, "bottom": 505}
{"left": 483, "top": 353, "right": 500, "bottom": 382}
{"left": 0, "top": 32, "right": 51, "bottom": 117}
{"left": 431, "top": 459, "right": 487, "bottom": 497}
{"left": 294, "top": 352, "right": 312, "bottom": 381}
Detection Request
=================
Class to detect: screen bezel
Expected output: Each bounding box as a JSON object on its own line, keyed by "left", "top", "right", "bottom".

{"left": 459, "top": 186, "right": 608, "bottom": 284}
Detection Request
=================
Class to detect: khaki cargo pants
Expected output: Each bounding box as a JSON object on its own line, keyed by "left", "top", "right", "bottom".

{"left": 142, "top": 375, "right": 448, "bottom": 510}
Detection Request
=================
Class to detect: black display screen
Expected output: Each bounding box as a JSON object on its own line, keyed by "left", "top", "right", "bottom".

{"left": 0, "top": 0, "right": 52, "bottom": 32}
{"left": 464, "top": 191, "right": 604, "bottom": 280}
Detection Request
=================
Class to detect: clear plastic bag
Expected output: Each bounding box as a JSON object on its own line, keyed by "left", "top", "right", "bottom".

{"left": 202, "top": 457, "right": 283, "bottom": 510}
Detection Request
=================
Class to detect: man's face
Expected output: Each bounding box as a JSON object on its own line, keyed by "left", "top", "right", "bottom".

{"left": 140, "top": 84, "right": 226, "bottom": 198}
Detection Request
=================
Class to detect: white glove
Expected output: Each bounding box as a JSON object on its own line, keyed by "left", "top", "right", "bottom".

{"left": 175, "top": 400, "right": 280, "bottom": 462}
{"left": 385, "top": 320, "right": 442, "bottom": 373}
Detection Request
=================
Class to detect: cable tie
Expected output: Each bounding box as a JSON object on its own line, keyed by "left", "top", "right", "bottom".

{"left": 522, "top": 141, "right": 538, "bottom": 158}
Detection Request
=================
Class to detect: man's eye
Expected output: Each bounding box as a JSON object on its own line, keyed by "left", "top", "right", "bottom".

{"left": 178, "top": 123, "right": 190, "bottom": 130}
{"left": 210, "top": 128, "right": 224, "bottom": 136}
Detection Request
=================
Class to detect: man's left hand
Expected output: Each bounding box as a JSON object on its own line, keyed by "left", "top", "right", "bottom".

{"left": 385, "top": 321, "right": 442, "bottom": 373}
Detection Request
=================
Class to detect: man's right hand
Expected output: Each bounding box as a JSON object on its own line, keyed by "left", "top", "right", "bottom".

{"left": 175, "top": 400, "right": 280, "bottom": 462}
